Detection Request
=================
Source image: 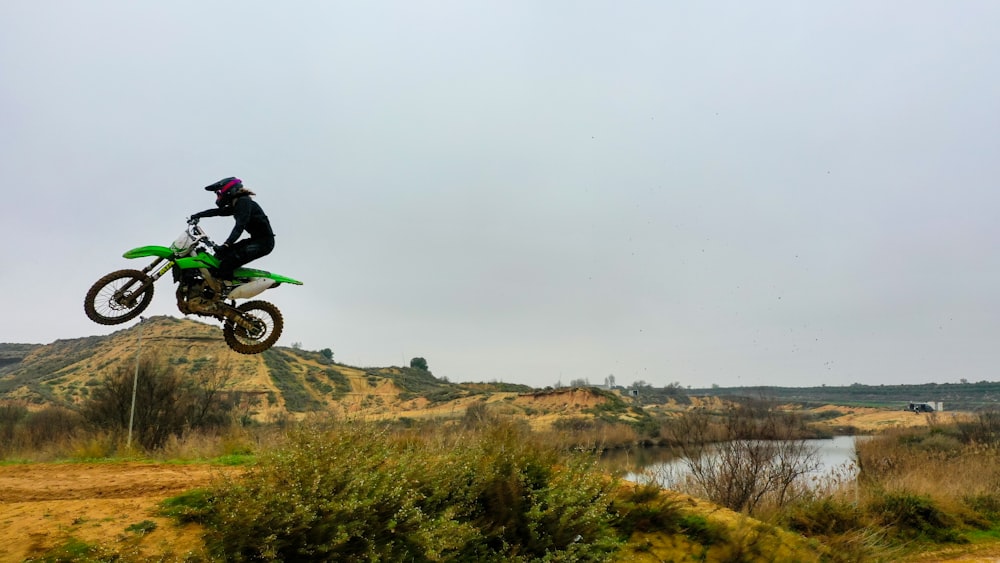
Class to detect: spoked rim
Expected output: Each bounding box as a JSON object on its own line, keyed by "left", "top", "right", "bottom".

{"left": 222, "top": 300, "right": 284, "bottom": 354}
{"left": 85, "top": 270, "right": 153, "bottom": 325}
{"left": 230, "top": 313, "right": 273, "bottom": 345}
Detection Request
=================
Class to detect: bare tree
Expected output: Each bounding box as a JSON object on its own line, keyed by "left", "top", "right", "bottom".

{"left": 666, "top": 401, "right": 819, "bottom": 514}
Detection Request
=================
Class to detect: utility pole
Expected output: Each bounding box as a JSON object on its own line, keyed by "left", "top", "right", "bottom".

{"left": 127, "top": 316, "right": 146, "bottom": 449}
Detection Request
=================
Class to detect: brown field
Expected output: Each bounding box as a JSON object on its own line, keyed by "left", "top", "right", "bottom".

{"left": 811, "top": 404, "right": 943, "bottom": 431}
{"left": 0, "top": 463, "right": 235, "bottom": 562}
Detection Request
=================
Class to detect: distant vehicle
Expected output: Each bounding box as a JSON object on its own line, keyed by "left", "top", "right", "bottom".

{"left": 906, "top": 402, "right": 939, "bottom": 413}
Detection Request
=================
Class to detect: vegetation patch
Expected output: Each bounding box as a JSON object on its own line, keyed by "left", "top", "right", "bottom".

{"left": 261, "top": 349, "right": 319, "bottom": 412}
{"left": 868, "top": 491, "right": 965, "bottom": 543}
{"left": 322, "top": 367, "right": 352, "bottom": 398}
{"left": 168, "top": 422, "right": 622, "bottom": 561}
{"left": 391, "top": 367, "right": 459, "bottom": 401}
{"left": 124, "top": 520, "right": 157, "bottom": 535}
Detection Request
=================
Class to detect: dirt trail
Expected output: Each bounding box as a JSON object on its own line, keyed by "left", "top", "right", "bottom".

{"left": 0, "top": 463, "right": 233, "bottom": 562}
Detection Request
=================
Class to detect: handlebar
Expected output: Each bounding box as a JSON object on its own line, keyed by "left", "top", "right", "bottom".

{"left": 186, "top": 223, "right": 220, "bottom": 251}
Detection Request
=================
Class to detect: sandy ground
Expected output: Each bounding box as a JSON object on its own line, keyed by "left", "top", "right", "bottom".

{"left": 810, "top": 404, "right": 973, "bottom": 433}
{"left": 0, "top": 463, "right": 233, "bottom": 562}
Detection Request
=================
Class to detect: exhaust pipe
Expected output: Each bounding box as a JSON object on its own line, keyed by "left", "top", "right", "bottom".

{"left": 228, "top": 278, "right": 277, "bottom": 299}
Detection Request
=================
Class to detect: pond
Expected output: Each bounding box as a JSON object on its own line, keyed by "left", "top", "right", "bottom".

{"left": 601, "top": 435, "right": 866, "bottom": 490}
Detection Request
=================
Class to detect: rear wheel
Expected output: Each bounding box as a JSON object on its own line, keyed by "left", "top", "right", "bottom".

{"left": 223, "top": 300, "right": 284, "bottom": 354}
{"left": 84, "top": 269, "right": 154, "bottom": 325}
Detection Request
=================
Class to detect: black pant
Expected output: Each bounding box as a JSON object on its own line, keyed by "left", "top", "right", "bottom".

{"left": 216, "top": 237, "right": 275, "bottom": 279}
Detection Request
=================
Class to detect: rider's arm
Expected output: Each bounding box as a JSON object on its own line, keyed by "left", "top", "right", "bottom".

{"left": 222, "top": 197, "right": 253, "bottom": 245}
{"left": 191, "top": 207, "right": 234, "bottom": 220}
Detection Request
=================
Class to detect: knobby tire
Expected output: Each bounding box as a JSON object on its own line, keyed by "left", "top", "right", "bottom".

{"left": 84, "top": 269, "right": 154, "bottom": 325}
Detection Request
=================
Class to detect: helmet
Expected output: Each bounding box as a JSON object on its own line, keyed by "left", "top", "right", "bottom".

{"left": 204, "top": 177, "right": 243, "bottom": 208}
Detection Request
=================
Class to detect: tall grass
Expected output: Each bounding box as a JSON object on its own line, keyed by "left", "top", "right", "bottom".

{"left": 773, "top": 410, "right": 1000, "bottom": 560}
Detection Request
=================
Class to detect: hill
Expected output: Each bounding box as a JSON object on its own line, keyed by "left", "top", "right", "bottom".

{"left": 0, "top": 343, "right": 41, "bottom": 369}
{"left": 0, "top": 316, "right": 631, "bottom": 425}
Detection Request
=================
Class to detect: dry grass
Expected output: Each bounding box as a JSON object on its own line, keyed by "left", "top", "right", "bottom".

{"left": 856, "top": 426, "right": 1000, "bottom": 501}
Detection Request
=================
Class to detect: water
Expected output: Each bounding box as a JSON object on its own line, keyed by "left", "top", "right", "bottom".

{"left": 602, "top": 435, "right": 865, "bottom": 490}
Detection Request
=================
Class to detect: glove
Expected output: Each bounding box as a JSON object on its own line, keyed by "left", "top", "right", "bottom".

{"left": 187, "top": 216, "right": 200, "bottom": 225}
{"left": 213, "top": 242, "right": 229, "bottom": 253}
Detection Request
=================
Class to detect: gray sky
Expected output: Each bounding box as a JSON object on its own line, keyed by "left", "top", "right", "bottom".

{"left": 3, "top": 1, "right": 999, "bottom": 389}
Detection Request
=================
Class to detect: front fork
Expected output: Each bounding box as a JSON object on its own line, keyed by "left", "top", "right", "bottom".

{"left": 119, "top": 258, "right": 174, "bottom": 306}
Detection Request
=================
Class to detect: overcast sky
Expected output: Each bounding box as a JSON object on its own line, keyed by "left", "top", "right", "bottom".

{"left": 3, "top": 1, "right": 999, "bottom": 389}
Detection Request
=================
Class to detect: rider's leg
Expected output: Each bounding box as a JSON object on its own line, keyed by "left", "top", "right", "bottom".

{"left": 217, "top": 237, "right": 275, "bottom": 280}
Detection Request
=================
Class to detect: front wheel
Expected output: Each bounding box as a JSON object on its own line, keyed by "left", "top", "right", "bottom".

{"left": 84, "top": 269, "right": 154, "bottom": 325}
{"left": 223, "top": 300, "right": 284, "bottom": 354}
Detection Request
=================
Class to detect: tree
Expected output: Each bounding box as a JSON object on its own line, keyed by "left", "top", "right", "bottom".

{"left": 320, "top": 348, "right": 334, "bottom": 361}
{"left": 83, "top": 354, "right": 235, "bottom": 450}
{"left": 410, "top": 357, "right": 428, "bottom": 371}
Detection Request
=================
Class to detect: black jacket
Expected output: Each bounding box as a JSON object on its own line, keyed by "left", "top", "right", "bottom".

{"left": 193, "top": 196, "right": 274, "bottom": 245}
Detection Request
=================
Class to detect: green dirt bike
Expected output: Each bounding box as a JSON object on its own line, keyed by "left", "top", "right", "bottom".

{"left": 84, "top": 220, "right": 303, "bottom": 354}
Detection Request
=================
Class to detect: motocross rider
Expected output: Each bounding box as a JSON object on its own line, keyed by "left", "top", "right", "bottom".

{"left": 188, "top": 177, "right": 275, "bottom": 283}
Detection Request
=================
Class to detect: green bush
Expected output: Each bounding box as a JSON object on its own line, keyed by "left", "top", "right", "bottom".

{"left": 783, "top": 498, "right": 866, "bottom": 536}
{"left": 183, "top": 422, "right": 621, "bottom": 562}
{"left": 868, "top": 492, "right": 965, "bottom": 543}
{"left": 160, "top": 489, "right": 215, "bottom": 524}
{"left": 963, "top": 493, "right": 1000, "bottom": 523}
{"left": 612, "top": 483, "right": 684, "bottom": 536}
{"left": 677, "top": 514, "right": 726, "bottom": 547}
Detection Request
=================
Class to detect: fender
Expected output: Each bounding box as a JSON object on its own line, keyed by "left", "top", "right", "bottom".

{"left": 123, "top": 245, "right": 174, "bottom": 259}
{"left": 175, "top": 255, "right": 303, "bottom": 285}
{"left": 175, "top": 252, "right": 221, "bottom": 270}
{"left": 236, "top": 267, "right": 304, "bottom": 285}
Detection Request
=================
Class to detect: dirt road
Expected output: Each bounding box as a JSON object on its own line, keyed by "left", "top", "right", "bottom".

{"left": 0, "top": 463, "right": 232, "bottom": 562}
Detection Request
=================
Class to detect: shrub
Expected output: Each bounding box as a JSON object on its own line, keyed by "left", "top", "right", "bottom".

{"left": 188, "top": 422, "right": 621, "bottom": 561}
{"left": 82, "top": 353, "right": 235, "bottom": 450}
{"left": 963, "top": 493, "right": 1000, "bottom": 522}
{"left": 677, "top": 514, "right": 727, "bottom": 547}
{"left": 0, "top": 404, "right": 87, "bottom": 459}
{"left": 612, "top": 483, "right": 684, "bottom": 536}
{"left": 665, "top": 404, "right": 820, "bottom": 514}
{"left": 956, "top": 408, "right": 1000, "bottom": 446}
{"left": 868, "top": 491, "right": 964, "bottom": 543}
{"left": 159, "top": 489, "right": 215, "bottom": 524}
{"left": 783, "top": 498, "right": 866, "bottom": 536}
